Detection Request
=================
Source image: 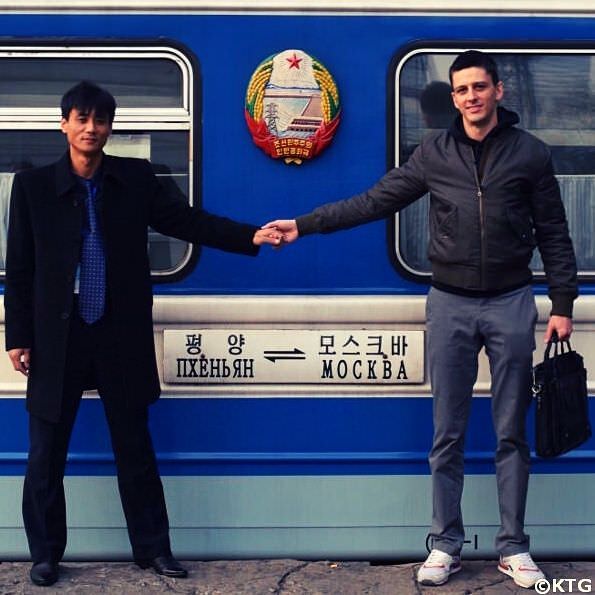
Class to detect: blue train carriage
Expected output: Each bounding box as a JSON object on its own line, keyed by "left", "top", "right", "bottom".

{"left": 0, "top": 0, "right": 593, "bottom": 560}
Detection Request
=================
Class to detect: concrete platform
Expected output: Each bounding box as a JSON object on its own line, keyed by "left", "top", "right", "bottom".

{"left": 1, "top": 559, "right": 594, "bottom": 594}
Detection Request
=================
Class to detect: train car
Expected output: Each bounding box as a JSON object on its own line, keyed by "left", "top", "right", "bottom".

{"left": 0, "top": 0, "right": 593, "bottom": 560}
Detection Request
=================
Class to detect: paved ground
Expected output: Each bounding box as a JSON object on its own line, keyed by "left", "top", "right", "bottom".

{"left": 1, "top": 559, "right": 594, "bottom": 594}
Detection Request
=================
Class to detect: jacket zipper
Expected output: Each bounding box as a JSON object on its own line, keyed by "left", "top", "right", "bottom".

{"left": 471, "top": 146, "right": 486, "bottom": 289}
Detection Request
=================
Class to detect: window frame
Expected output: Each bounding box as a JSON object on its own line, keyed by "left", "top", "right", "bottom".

{"left": 388, "top": 42, "right": 595, "bottom": 283}
{"left": 0, "top": 40, "right": 200, "bottom": 282}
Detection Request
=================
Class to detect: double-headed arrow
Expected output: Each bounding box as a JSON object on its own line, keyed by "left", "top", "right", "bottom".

{"left": 263, "top": 348, "right": 306, "bottom": 363}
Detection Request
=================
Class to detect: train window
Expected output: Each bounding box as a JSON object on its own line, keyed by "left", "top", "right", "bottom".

{"left": 395, "top": 49, "right": 595, "bottom": 279}
{"left": 0, "top": 47, "right": 195, "bottom": 278}
{"left": 0, "top": 58, "right": 183, "bottom": 109}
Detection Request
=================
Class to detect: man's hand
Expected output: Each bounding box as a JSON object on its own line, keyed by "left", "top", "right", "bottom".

{"left": 252, "top": 228, "right": 282, "bottom": 246}
{"left": 8, "top": 348, "right": 31, "bottom": 376}
{"left": 544, "top": 315, "right": 573, "bottom": 343}
{"left": 261, "top": 219, "right": 299, "bottom": 245}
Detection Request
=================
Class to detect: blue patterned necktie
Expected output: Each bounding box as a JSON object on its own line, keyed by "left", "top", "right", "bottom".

{"left": 78, "top": 178, "right": 106, "bottom": 324}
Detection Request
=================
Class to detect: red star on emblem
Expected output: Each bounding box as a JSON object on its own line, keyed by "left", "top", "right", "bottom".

{"left": 286, "top": 52, "right": 303, "bottom": 69}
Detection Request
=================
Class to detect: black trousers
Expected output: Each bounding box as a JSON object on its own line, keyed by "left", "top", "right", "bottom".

{"left": 22, "top": 309, "right": 171, "bottom": 563}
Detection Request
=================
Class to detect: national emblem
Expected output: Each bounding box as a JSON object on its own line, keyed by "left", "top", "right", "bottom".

{"left": 245, "top": 49, "right": 341, "bottom": 164}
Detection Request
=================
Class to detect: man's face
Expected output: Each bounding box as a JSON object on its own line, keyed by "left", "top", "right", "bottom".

{"left": 450, "top": 67, "right": 503, "bottom": 130}
{"left": 60, "top": 108, "right": 112, "bottom": 158}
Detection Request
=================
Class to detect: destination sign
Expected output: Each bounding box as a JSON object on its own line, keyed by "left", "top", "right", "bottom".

{"left": 163, "top": 329, "right": 424, "bottom": 385}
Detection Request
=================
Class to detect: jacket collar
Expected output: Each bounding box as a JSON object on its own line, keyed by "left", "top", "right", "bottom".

{"left": 55, "top": 151, "right": 77, "bottom": 197}
{"left": 449, "top": 106, "right": 520, "bottom": 146}
{"left": 55, "top": 151, "right": 125, "bottom": 197}
{"left": 101, "top": 154, "right": 127, "bottom": 186}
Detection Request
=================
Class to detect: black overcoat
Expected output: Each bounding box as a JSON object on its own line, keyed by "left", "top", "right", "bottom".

{"left": 4, "top": 152, "right": 259, "bottom": 422}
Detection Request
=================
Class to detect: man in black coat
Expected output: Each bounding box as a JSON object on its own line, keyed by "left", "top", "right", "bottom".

{"left": 4, "top": 81, "right": 281, "bottom": 587}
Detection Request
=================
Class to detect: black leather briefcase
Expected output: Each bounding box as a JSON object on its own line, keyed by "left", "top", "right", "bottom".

{"left": 532, "top": 335, "right": 591, "bottom": 458}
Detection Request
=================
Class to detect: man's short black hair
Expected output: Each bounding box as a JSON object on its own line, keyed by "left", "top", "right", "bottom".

{"left": 61, "top": 81, "right": 116, "bottom": 123}
{"left": 449, "top": 50, "right": 500, "bottom": 87}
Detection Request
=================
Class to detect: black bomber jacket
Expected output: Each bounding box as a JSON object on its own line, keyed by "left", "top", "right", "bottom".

{"left": 296, "top": 107, "right": 578, "bottom": 317}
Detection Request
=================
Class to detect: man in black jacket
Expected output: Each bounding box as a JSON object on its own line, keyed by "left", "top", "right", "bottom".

{"left": 5, "top": 81, "right": 281, "bottom": 587}
{"left": 264, "top": 51, "right": 577, "bottom": 589}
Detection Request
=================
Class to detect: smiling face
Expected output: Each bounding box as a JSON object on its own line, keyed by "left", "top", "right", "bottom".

{"left": 60, "top": 107, "right": 112, "bottom": 160}
{"left": 451, "top": 66, "right": 503, "bottom": 138}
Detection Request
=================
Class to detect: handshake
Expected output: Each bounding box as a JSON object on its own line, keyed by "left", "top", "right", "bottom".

{"left": 252, "top": 219, "right": 299, "bottom": 247}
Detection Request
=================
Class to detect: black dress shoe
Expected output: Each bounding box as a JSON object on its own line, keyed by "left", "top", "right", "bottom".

{"left": 136, "top": 555, "right": 188, "bottom": 578}
{"left": 30, "top": 561, "right": 59, "bottom": 586}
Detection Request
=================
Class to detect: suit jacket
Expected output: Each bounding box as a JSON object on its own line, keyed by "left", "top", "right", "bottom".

{"left": 5, "top": 152, "right": 259, "bottom": 422}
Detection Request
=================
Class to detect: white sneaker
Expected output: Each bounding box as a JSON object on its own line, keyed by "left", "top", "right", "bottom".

{"left": 417, "top": 549, "right": 461, "bottom": 586}
{"left": 498, "top": 552, "right": 545, "bottom": 588}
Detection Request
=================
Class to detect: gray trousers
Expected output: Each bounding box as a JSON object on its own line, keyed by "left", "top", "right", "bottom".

{"left": 426, "top": 285, "right": 537, "bottom": 557}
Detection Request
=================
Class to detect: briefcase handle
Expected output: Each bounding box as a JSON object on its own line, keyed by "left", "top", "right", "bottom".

{"left": 544, "top": 331, "right": 573, "bottom": 360}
